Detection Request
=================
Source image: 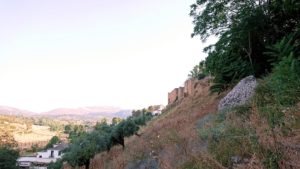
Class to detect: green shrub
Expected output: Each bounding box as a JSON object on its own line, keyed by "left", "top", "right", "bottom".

{"left": 263, "top": 150, "right": 281, "bottom": 169}
{"left": 269, "top": 54, "right": 300, "bottom": 106}
{"left": 45, "top": 136, "right": 60, "bottom": 149}
{"left": 208, "top": 125, "right": 258, "bottom": 167}
{"left": 198, "top": 112, "right": 259, "bottom": 167}
{"left": 254, "top": 54, "right": 300, "bottom": 128}
{"left": 48, "top": 159, "right": 63, "bottom": 169}
{"left": 0, "top": 147, "right": 19, "bottom": 169}
{"left": 232, "top": 105, "right": 252, "bottom": 118}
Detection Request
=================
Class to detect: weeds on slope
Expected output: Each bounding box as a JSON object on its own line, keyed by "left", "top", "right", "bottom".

{"left": 194, "top": 53, "right": 300, "bottom": 169}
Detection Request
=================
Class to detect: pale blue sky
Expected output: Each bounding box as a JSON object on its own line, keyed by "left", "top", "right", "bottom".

{"left": 0, "top": 0, "right": 211, "bottom": 112}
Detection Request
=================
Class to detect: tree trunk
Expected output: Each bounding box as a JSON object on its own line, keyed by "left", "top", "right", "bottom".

{"left": 85, "top": 159, "right": 90, "bottom": 169}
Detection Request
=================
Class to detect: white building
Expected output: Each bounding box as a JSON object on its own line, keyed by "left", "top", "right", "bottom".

{"left": 37, "top": 143, "right": 66, "bottom": 159}
{"left": 17, "top": 143, "right": 68, "bottom": 169}
{"left": 151, "top": 105, "right": 165, "bottom": 115}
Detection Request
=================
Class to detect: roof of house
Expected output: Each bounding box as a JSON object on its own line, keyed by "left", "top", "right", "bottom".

{"left": 17, "top": 157, "right": 57, "bottom": 164}
{"left": 48, "top": 143, "right": 68, "bottom": 151}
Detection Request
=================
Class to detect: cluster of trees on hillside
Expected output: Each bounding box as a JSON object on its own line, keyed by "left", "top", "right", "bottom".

{"left": 0, "top": 127, "right": 19, "bottom": 169}
{"left": 0, "top": 115, "right": 34, "bottom": 133}
{"left": 34, "top": 118, "right": 66, "bottom": 132}
{"left": 189, "top": 1, "right": 300, "bottom": 168}
{"left": 189, "top": 0, "right": 300, "bottom": 93}
{"left": 64, "top": 124, "right": 86, "bottom": 141}
{"left": 0, "top": 146, "right": 19, "bottom": 169}
{"left": 48, "top": 109, "right": 154, "bottom": 169}
{"left": 188, "top": 60, "right": 208, "bottom": 80}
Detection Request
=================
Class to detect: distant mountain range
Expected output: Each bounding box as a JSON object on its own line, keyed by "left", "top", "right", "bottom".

{"left": 0, "top": 106, "right": 132, "bottom": 121}
{"left": 0, "top": 106, "right": 34, "bottom": 116}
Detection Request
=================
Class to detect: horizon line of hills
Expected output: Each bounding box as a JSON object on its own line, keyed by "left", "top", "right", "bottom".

{"left": 0, "top": 105, "right": 134, "bottom": 121}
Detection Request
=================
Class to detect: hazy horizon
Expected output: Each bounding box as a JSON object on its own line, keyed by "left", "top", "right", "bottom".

{"left": 0, "top": 0, "right": 212, "bottom": 112}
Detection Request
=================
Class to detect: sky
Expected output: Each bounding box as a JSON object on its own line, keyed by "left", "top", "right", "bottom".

{"left": 0, "top": 0, "right": 211, "bottom": 112}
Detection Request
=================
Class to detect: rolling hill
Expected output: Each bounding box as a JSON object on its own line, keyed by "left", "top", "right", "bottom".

{"left": 39, "top": 107, "right": 132, "bottom": 121}
{"left": 0, "top": 106, "right": 34, "bottom": 116}
{"left": 0, "top": 106, "right": 131, "bottom": 121}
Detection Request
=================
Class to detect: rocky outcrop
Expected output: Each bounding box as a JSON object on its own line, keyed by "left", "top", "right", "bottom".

{"left": 218, "top": 75, "right": 257, "bottom": 111}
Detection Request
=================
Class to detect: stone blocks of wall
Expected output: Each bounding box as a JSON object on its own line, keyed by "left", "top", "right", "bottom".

{"left": 178, "top": 87, "right": 184, "bottom": 100}
{"left": 168, "top": 78, "right": 207, "bottom": 105}
{"left": 168, "top": 88, "right": 178, "bottom": 104}
{"left": 184, "top": 79, "right": 194, "bottom": 96}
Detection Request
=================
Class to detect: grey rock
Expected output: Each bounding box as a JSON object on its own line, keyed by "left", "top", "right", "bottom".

{"left": 230, "top": 156, "right": 251, "bottom": 169}
{"left": 218, "top": 75, "right": 257, "bottom": 111}
{"left": 125, "top": 159, "right": 158, "bottom": 169}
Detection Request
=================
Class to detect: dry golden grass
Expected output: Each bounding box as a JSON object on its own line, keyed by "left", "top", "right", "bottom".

{"left": 249, "top": 101, "right": 300, "bottom": 169}
{"left": 69, "top": 78, "right": 222, "bottom": 169}
{"left": 65, "top": 77, "right": 300, "bottom": 169}
{"left": 14, "top": 125, "right": 55, "bottom": 143}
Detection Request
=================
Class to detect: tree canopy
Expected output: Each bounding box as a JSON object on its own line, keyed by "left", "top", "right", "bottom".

{"left": 190, "top": 0, "right": 300, "bottom": 92}
{"left": 61, "top": 109, "right": 153, "bottom": 168}
{"left": 45, "top": 136, "right": 60, "bottom": 149}
{"left": 0, "top": 146, "right": 19, "bottom": 169}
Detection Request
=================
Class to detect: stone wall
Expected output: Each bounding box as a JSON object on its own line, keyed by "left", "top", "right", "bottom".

{"left": 184, "top": 79, "right": 194, "bottom": 96}
{"left": 167, "top": 78, "right": 210, "bottom": 105}
{"left": 168, "top": 88, "right": 178, "bottom": 104}
{"left": 178, "top": 87, "right": 184, "bottom": 100}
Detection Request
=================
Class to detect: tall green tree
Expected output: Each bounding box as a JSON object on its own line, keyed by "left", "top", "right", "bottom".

{"left": 190, "top": 0, "right": 300, "bottom": 92}
{"left": 188, "top": 61, "right": 208, "bottom": 80}
{"left": 0, "top": 146, "right": 19, "bottom": 169}
{"left": 111, "top": 117, "right": 122, "bottom": 126}
{"left": 45, "top": 136, "right": 60, "bottom": 149}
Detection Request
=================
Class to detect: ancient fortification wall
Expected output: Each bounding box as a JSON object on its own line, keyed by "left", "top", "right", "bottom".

{"left": 168, "top": 88, "right": 178, "bottom": 104}
{"left": 167, "top": 77, "right": 210, "bottom": 105}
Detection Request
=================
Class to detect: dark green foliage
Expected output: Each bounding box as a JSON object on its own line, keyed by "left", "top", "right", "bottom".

{"left": 110, "top": 122, "right": 126, "bottom": 149}
{"left": 198, "top": 112, "right": 259, "bottom": 167}
{"left": 45, "top": 136, "right": 60, "bottom": 149}
{"left": 208, "top": 125, "right": 258, "bottom": 167}
{"left": 232, "top": 105, "right": 252, "bottom": 118}
{"left": 111, "top": 117, "right": 123, "bottom": 126}
{"left": 132, "top": 113, "right": 153, "bottom": 126}
{"left": 48, "top": 159, "right": 63, "bottom": 169}
{"left": 254, "top": 52, "right": 300, "bottom": 128}
{"left": 0, "top": 146, "right": 19, "bottom": 169}
{"left": 59, "top": 109, "right": 153, "bottom": 168}
{"left": 190, "top": 2, "right": 300, "bottom": 167}
{"left": 132, "top": 110, "right": 142, "bottom": 117}
{"left": 34, "top": 118, "right": 65, "bottom": 132}
{"left": 64, "top": 133, "right": 97, "bottom": 169}
{"left": 263, "top": 150, "right": 281, "bottom": 169}
{"left": 188, "top": 61, "right": 208, "bottom": 80}
{"left": 121, "top": 120, "right": 139, "bottom": 137}
{"left": 95, "top": 120, "right": 112, "bottom": 134}
{"left": 268, "top": 55, "right": 300, "bottom": 106}
{"left": 265, "top": 32, "right": 300, "bottom": 65}
{"left": 64, "top": 124, "right": 85, "bottom": 142}
{"left": 190, "top": 0, "right": 300, "bottom": 92}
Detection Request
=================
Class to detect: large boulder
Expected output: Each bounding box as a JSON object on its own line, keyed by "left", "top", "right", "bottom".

{"left": 218, "top": 75, "right": 257, "bottom": 111}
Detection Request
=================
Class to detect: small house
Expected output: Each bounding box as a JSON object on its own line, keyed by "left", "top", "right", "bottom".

{"left": 17, "top": 143, "right": 68, "bottom": 169}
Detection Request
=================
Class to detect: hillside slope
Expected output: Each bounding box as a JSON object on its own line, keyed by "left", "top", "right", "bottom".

{"left": 62, "top": 78, "right": 225, "bottom": 169}
{"left": 62, "top": 75, "right": 300, "bottom": 169}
